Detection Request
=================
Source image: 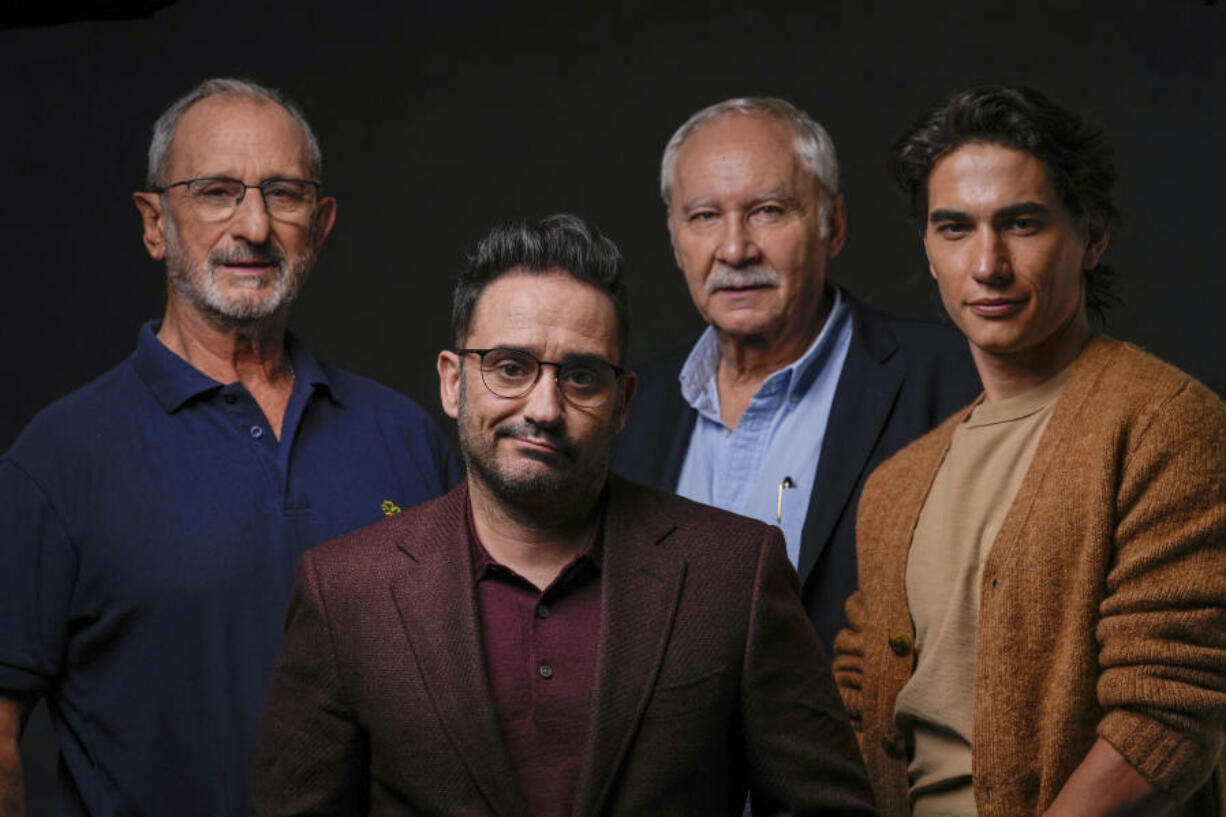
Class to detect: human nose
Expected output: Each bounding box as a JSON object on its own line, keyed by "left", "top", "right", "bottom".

{"left": 715, "top": 216, "right": 761, "bottom": 267}
{"left": 227, "top": 185, "right": 273, "bottom": 244}
{"left": 521, "top": 364, "right": 566, "bottom": 428}
{"left": 970, "top": 228, "right": 1011, "bottom": 285}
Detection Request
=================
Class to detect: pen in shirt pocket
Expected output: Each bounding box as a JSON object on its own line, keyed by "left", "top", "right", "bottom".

{"left": 776, "top": 476, "right": 795, "bottom": 523}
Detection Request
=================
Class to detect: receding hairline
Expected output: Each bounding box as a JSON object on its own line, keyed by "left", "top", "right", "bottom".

{"left": 660, "top": 98, "right": 840, "bottom": 207}
{"left": 162, "top": 93, "right": 315, "bottom": 179}
{"left": 668, "top": 111, "right": 819, "bottom": 199}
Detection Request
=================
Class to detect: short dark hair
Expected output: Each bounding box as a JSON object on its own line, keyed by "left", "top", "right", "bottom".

{"left": 890, "top": 85, "right": 1119, "bottom": 317}
{"left": 451, "top": 214, "right": 630, "bottom": 362}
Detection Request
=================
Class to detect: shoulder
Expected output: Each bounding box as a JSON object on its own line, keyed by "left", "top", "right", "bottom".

{"left": 305, "top": 484, "right": 464, "bottom": 576}
{"left": 320, "top": 364, "right": 438, "bottom": 425}
{"left": 626, "top": 345, "right": 689, "bottom": 397}
{"left": 4, "top": 357, "right": 140, "bottom": 469}
{"left": 609, "top": 475, "right": 777, "bottom": 555}
{"left": 863, "top": 406, "right": 965, "bottom": 502}
{"left": 846, "top": 296, "right": 970, "bottom": 364}
{"left": 1068, "top": 337, "right": 1226, "bottom": 444}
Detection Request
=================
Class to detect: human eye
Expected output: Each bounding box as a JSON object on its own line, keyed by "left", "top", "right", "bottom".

{"left": 687, "top": 209, "right": 719, "bottom": 224}
{"left": 1006, "top": 217, "right": 1043, "bottom": 235}
{"left": 485, "top": 351, "right": 533, "bottom": 381}
{"left": 191, "top": 178, "right": 241, "bottom": 199}
{"left": 561, "top": 364, "right": 599, "bottom": 389}
{"left": 932, "top": 220, "right": 969, "bottom": 238}
{"left": 262, "top": 180, "right": 307, "bottom": 204}
{"left": 751, "top": 203, "right": 786, "bottom": 220}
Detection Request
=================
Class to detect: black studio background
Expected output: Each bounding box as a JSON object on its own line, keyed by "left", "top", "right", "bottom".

{"left": 2, "top": 0, "right": 1223, "bottom": 810}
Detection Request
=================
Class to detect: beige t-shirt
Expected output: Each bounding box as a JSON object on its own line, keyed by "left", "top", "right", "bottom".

{"left": 894, "top": 368, "right": 1072, "bottom": 816}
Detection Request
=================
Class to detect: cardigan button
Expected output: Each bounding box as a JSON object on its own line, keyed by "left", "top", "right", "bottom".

{"left": 888, "top": 631, "right": 912, "bottom": 657}
{"left": 881, "top": 728, "right": 907, "bottom": 758}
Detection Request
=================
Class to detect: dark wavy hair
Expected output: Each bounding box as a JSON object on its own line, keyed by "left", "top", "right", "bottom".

{"left": 890, "top": 86, "right": 1119, "bottom": 317}
{"left": 451, "top": 214, "right": 629, "bottom": 362}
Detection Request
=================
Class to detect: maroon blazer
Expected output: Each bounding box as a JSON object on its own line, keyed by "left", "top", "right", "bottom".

{"left": 249, "top": 476, "right": 876, "bottom": 816}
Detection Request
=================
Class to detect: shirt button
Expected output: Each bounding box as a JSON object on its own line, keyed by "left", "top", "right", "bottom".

{"left": 249, "top": 425, "right": 264, "bottom": 439}
{"left": 789, "top": 394, "right": 799, "bottom": 404}
{"left": 223, "top": 393, "right": 237, "bottom": 404}
{"left": 537, "top": 604, "right": 551, "bottom": 619}
{"left": 538, "top": 662, "right": 553, "bottom": 679}
{"left": 721, "top": 428, "right": 731, "bottom": 437}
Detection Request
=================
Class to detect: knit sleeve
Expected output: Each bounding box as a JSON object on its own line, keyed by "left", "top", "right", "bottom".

{"left": 1096, "top": 379, "right": 1226, "bottom": 799}
{"left": 832, "top": 590, "right": 868, "bottom": 733}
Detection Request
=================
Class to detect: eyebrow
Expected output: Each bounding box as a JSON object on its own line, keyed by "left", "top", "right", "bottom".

{"left": 490, "top": 345, "right": 613, "bottom": 366}
{"left": 679, "top": 189, "right": 799, "bottom": 213}
{"left": 928, "top": 201, "right": 1053, "bottom": 224}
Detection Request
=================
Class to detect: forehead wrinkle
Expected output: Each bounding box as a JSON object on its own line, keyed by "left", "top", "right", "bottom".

{"left": 171, "top": 98, "right": 313, "bottom": 182}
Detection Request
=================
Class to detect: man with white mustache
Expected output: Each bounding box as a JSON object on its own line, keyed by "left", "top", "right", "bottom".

{"left": 615, "top": 97, "right": 979, "bottom": 654}
{"left": 0, "top": 78, "right": 456, "bottom": 817}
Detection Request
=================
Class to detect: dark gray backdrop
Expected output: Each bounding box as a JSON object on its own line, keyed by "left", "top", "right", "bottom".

{"left": 3, "top": 0, "right": 1223, "bottom": 810}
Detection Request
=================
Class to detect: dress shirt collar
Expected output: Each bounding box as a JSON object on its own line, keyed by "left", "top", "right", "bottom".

{"left": 678, "top": 286, "right": 850, "bottom": 424}
{"left": 465, "top": 482, "right": 607, "bottom": 585}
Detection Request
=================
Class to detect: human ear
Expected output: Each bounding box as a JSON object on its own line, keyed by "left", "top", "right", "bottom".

{"left": 132, "top": 192, "right": 168, "bottom": 260}
{"left": 438, "top": 350, "right": 461, "bottom": 419}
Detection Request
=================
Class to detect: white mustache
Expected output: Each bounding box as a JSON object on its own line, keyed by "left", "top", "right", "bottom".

{"left": 704, "top": 265, "right": 781, "bottom": 295}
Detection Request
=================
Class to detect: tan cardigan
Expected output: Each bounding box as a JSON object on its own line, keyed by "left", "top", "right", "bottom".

{"left": 833, "top": 336, "right": 1226, "bottom": 816}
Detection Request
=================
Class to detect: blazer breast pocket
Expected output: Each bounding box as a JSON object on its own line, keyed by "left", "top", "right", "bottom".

{"left": 644, "top": 669, "right": 727, "bottom": 720}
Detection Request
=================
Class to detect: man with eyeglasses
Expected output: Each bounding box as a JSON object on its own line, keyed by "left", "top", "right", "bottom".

{"left": 0, "top": 78, "right": 455, "bottom": 816}
{"left": 248, "top": 214, "right": 877, "bottom": 817}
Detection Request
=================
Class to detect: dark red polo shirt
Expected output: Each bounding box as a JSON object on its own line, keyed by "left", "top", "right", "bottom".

{"left": 468, "top": 504, "right": 602, "bottom": 817}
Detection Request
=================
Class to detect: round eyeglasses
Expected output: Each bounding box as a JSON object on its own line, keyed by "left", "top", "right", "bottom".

{"left": 456, "top": 348, "right": 625, "bottom": 409}
{"left": 152, "top": 176, "right": 321, "bottom": 222}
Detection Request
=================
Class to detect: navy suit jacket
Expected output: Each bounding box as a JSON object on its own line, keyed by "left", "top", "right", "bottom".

{"left": 613, "top": 293, "right": 980, "bottom": 653}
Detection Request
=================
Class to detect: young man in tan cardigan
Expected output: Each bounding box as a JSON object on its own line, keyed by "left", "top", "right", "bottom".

{"left": 834, "top": 86, "right": 1226, "bottom": 817}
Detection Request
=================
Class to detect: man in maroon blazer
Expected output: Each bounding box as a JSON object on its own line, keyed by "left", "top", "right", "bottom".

{"left": 249, "top": 214, "right": 876, "bottom": 816}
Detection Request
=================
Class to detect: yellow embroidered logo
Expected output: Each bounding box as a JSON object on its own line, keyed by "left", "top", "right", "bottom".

{"left": 381, "top": 500, "right": 402, "bottom": 517}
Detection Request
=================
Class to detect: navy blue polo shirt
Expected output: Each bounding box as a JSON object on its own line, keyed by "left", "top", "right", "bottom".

{"left": 0, "top": 321, "right": 457, "bottom": 816}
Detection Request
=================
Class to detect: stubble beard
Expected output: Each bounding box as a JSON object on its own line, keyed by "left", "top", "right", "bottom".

{"left": 456, "top": 377, "right": 614, "bottom": 524}
{"left": 163, "top": 214, "right": 314, "bottom": 326}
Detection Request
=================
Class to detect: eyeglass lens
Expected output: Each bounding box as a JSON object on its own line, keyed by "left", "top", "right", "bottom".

{"left": 479, "top": 349, "right": 616, "bottom": 407}
{"left": 181, "top": 178, "right": 317, "bottom": 221}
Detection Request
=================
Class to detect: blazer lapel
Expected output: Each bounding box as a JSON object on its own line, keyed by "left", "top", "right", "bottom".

{"left": 571, "top": 477, "right": 687, "bottom": 817}
{"left": 390, "top": 487, "right": 530, "bottom": 817}
{"left": 797, "top": 303, "right": 904, "bottom": 588}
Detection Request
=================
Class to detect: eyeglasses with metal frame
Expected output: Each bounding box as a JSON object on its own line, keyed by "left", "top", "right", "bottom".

{"left": 455, "top": 347, "right": 626, "bottom": 409}
{"left": 151, "top": 176, "right": 321, "bottom": 222}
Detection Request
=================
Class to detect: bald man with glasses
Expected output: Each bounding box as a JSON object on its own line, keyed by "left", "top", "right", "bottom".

{"left": 0, "top": 78, "right": 456, "bottom": 817}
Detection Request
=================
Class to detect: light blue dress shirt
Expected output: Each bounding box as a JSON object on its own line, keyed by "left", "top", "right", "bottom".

{"left": 675, "top": 288, "right": 854, "bottom": 568}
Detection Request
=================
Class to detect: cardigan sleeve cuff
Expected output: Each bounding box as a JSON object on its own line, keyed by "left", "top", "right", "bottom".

{"left": 1098, "top": 707, "right": 1220, "bottom": 798}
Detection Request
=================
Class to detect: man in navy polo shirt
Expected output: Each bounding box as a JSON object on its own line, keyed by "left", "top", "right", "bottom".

{"left": 0, "top": 78, "right": 456, "bottom": 816}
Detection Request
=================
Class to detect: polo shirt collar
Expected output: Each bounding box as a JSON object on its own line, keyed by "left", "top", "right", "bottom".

{"left": 678, "top": 285, "right": 849, "bottom": 422}
{"left": 132, "top": 319, "right": 339, "bottom": 413}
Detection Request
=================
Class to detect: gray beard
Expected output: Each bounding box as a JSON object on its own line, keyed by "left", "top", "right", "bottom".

{"left": 163, "top": 215, "right": 314, "bottom": 324}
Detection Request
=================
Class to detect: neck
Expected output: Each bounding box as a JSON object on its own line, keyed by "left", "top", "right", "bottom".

{"left": 466, "top": 474, "right": 602, "bottom": 590}
{"left": 713, "top": 291, "right": 830, "bottom": 428}
{"left": 157, "top": 293, "right": 292, "bottom": 386}
{"left": 715, "top": 290, "right": 830, "bottom": 383}
{"left": 974, "top": 311, "right": 1092, "bottom": 402}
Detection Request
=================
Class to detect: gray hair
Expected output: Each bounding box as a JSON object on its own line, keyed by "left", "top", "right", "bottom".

{"left": 659, "top": 97, "right": 839, "bottom": 205}
{"left": 146, "top": 77, "right": 323, "bottom": 189}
